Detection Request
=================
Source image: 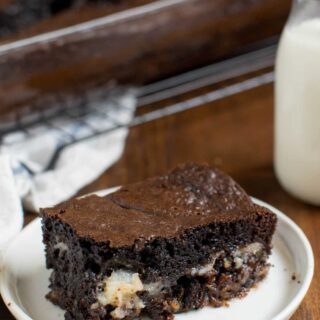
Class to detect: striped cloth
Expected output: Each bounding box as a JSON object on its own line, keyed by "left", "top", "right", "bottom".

{"left": 0, "top": 90, "right": 136, "bottom": 255}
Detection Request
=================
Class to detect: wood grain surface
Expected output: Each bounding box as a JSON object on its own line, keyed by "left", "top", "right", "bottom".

{"left": 0, "top": 83, "right": 319, "bottom": 319}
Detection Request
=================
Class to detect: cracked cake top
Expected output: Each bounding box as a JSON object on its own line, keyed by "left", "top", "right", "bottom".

{"left": 41, "top": 163, "right": 274, "bottom": 247}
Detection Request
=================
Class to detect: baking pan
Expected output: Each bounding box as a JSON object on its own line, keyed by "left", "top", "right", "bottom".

{"left": 0, "top": 0, "right": 290, "bottom": 116}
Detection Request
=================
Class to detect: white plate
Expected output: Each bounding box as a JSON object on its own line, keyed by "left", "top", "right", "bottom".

{"left": 0, "top": 197, "right": 314, "bottom": 320}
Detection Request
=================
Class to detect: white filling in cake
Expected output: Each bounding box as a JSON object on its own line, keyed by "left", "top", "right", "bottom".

{"left": 96, "top": 242, "right": 264, "bottom": 319}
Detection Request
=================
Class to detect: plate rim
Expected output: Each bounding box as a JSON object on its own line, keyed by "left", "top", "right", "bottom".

{"left": 252, "top": 198, "right": 314, "bottom": 320}
{"left": 0, "top": 196, "right": 314, "bottom": 320}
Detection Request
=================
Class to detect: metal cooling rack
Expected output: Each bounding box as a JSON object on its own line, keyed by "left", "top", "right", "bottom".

{"left": 0, "top": 44, "right": 276, "bottom": 175}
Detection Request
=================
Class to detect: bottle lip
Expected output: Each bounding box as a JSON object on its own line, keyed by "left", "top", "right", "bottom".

{"left": 287, "top": 0, "right": 320, "bottom": 28}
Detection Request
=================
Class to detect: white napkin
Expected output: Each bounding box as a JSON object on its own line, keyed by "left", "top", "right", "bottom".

{"left": 0, "top": 90, "right": 136, "bottom": 255}
{"left": 0, "top": 155, "right": 23, "bottom": 257}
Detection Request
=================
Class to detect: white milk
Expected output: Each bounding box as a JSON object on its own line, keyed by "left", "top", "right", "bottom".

{"left": 275, "top": 19, "right": 320, "bottom": 204}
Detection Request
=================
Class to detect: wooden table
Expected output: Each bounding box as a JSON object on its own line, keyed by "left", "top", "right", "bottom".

{"left": 0, "top": 82, "right": 319, "bottom": 319}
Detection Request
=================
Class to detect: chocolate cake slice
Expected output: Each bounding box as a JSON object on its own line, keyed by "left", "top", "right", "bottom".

{"left": 40, "top": 163, "right": 277, "bottom": 320}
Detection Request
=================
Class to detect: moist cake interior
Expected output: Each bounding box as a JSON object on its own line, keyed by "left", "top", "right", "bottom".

{"left": 41, "top": 163, "right": 277, "bottom": 320}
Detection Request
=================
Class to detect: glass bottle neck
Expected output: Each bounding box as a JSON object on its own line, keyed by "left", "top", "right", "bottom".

{"left": 289, "top": 0, "right": 320, "bottom": 25}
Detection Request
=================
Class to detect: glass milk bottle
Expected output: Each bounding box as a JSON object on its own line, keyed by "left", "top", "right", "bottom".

{"left": 275, "top": 0, "right": 320, "bottom": 205}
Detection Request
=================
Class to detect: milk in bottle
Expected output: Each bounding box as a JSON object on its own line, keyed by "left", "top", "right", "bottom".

{"left": 275, "top": 0, "right": 320, "bottom": 204}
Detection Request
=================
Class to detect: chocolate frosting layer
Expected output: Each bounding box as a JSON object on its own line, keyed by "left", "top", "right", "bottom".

{"left": 41, "top": 163, "right": 269, "bottom": 247}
